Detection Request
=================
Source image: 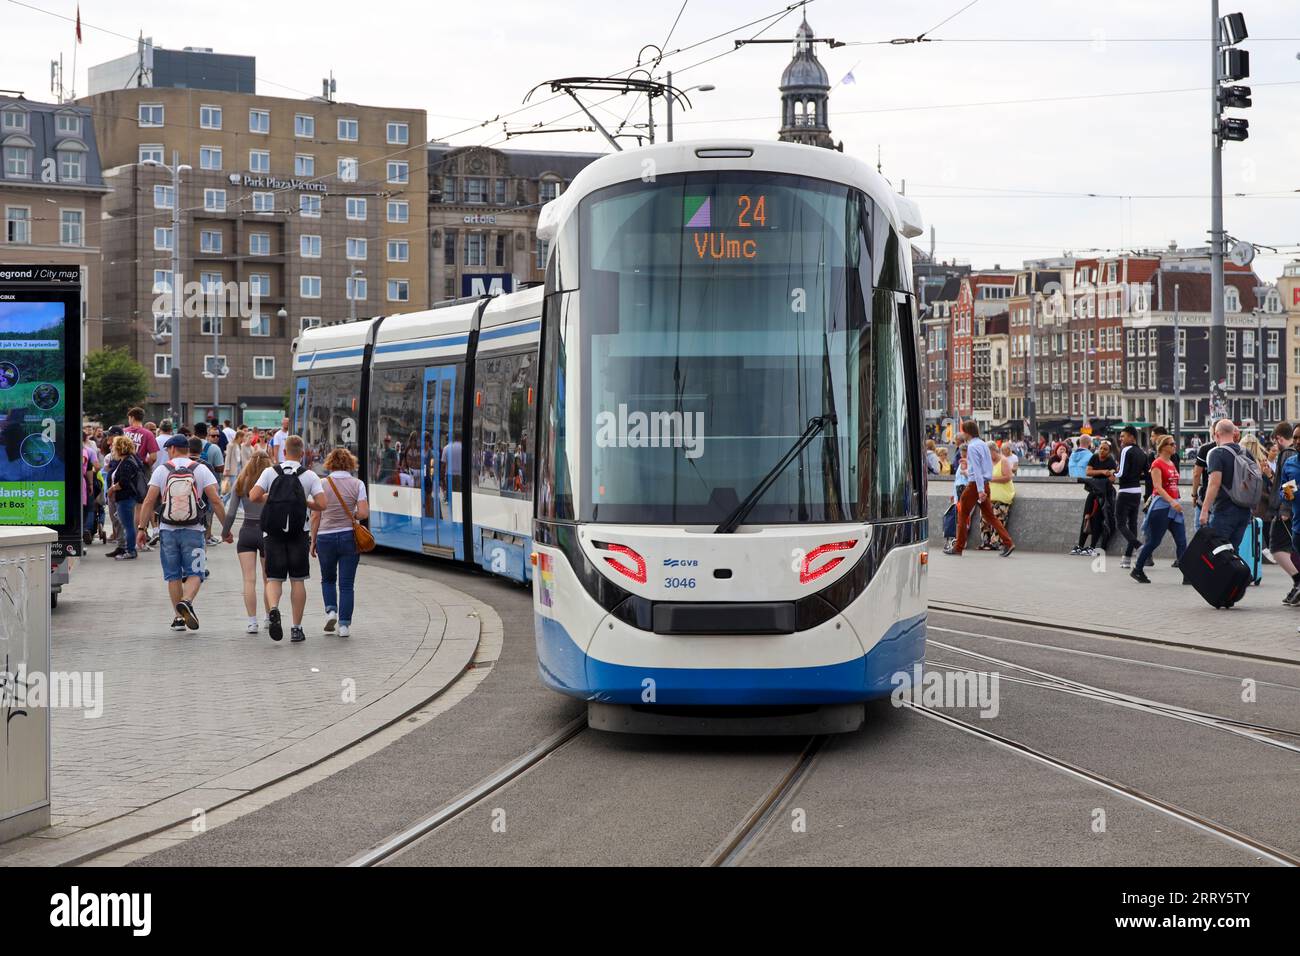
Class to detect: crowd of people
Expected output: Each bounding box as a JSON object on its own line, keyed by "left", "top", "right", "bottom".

{"left": 81, "top": 408, "right": 367, "bottom": 640}
{"left": 934, "top": 417, "right": 1274, "bottom": 594}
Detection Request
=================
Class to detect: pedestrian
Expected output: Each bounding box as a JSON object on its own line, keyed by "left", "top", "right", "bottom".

{"left": 249, "top": 435, "right": 326, "bottom": 643}
{"left": 222, "top": 448, "right": 274, "bottom": 634}
{"left": 106, "top": 434, "right": 146, "bottom": 561}
{"left": 124, "top": 406, "right": 160, "bottom": 470}
{"left": 311, "top": 447, "right": 369, "bottom": 638}
{"left": 1131, "top": 434, "right": 1187, "bottom": 583}
{"left": 1271, "top": 423, "right": 1300, "bottom": 604}
{"left": 936, "top": 446, "right": 951, "bottom": 475}
{"left": 1047, "top": 442, "right": 1070, "bottom": 477}
{"left": 270, "top": 417, "right": 290, "bottom": 464}
{"left": 222, "top": 419, "right": 236, "bottom": 446}
{"left": 1070, "top": 439, "right": 1116, "bottom": 556}
{"left": 223, "top": 427, "right": 249, "bottom": 500}
{"left": 135, "top": 434, "right": 230, "bottom": 630}
{"left": 1199, "top": 418, "right": 1261, "bottom": 550}
{"left": 925, "top": 439, "right": 940, "bottom": 476}
{"left": 193, "top": 423, "right": 225, "bottom": 544}
{"left": 980, "top": 443, "right": 1016, "bottom": 550}
{"left": 942, "top": 421, "right": 1015, "bottom": 557}
{"left": 1113, "top": 425, "right": 1148, "bottom": 569}
{"left": 102, "top": 428, "right": 125, "bottom": 554}
{"left": 81, "top": 431, "right": 101, "bottom": 546}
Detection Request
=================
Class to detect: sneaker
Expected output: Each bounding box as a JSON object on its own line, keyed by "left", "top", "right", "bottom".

{"left": 1130, "top": 568, "right": 1151, "bottom": 584}
{"left": 1171, "top": 559, "right": 1179, "bottom": 569}
{"left": 290, "top": 626, "right": 305, "bottom": 643}
{"left": 139, "top": 543, "right": 153, "bottom": 553}
{"left": 205, "top": 535, "right": 220, "bottom": 546}
{"left": 169, "top": 617, "right": 186, "bottom": 632}
{"left": 1083, "top": 548, "right": 1098, "bottom": 557}
{"left": 942, "top": 544, "right": 961, "bottom": 556}
{"left": 1000, "top": 543, "right": 1016, "bottom": 558}
{"left": 115, "top": 552, "right": 137, "bottom": 561}
{"left": 1263, "top": 548, "right": 1276, "bottom": 565}
{"left": 104, "top": 547, "right": 124, "bottom": 558}
{"left": 268, "top": 607, "right": 283, "bottom": 642}
{"left": 246, "top": 621, "right": 259, "bottom": 634}
{"left": 324, "top": 610, "right": 338, "bottom": 633}
{"left": 1284, "top": 584, "right": 1300, "bottom": 606}
{"left": 337, "top": 624, "right": 350, "bottom": 638}
{"left": 148, "top": 533, "right": 160, "bottom": 546}
{"left": 1068, "top": 546, "right": 1085, "bottom": 556}
{"left": 176, "top": 600, "right": 199, "bottom": 630}
{"left": 1120, "top": 558, "right": 1131, "bottom": 569}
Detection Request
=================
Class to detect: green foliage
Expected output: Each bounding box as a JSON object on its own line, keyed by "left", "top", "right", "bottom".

{"left": 83, "top": 347, "right": 149, "bottom": 425}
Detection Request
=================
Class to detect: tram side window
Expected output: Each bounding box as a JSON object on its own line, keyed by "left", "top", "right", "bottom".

{"left": 537, "top": 293, "right": 573, "bottom": 520}
{"left": 368, "top": 365, "right": 422, "bottom": 487}
{"left": 871, "top": 291, "right": 917, "bottom": 518}
{"left": 303, "top": 371, "right": 361, "bottom": 473}
{"left": 472, "top": 349, "right": 537, "bottom": 499}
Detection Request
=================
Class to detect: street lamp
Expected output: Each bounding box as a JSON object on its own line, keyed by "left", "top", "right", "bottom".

{"left": 142, "top": 154, "right": 191, "bottom": 425}
{"left": 665, "top": 72, "right": 716, "bottom": 142}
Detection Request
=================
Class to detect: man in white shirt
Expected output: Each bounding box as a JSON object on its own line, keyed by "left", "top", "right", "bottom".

{"left": 222, "top": 419, "right": 236, "bottom": 446}
{"left": 271, "top": 417, "right": 290, "bottom": 464}
{"left": 944, "top": 421, "right": 1015, "bottom": 557}
{"left": 135, "top": 435, "right": 230, "bottom": 632}
{"left": 251, "top": 434, "right": 325, "bottom": 642}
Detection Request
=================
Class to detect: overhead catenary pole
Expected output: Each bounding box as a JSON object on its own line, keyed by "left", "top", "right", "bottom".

{"left": 1173, "top": 284, "right": 1182, "bottom": 452}
{"left": 170, "top": 151, "right": 182, "bottom": 426}
{"left": 666, "top": 70, "right": 673, "bottom": 142}
{"left": 1208, "top": 0, "right": 1227, "bottom": 409}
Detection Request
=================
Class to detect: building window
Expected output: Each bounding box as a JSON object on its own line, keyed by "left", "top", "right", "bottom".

{"left": 1269, "top": 363, "right": 1279, "bottom": 391}
{"left": 200, "top": 229, "right": 222, "bottom": 254}
{"left": 204, "top": 188, "right": 226, "bottom": 212}
{"left": 300, "top": 316, "right": 322, "bottom": 332}
{"left": 5, "top": 206, "right": 31, "bottom": 244}
{"left": 338, "top": 118, "right": 359, "bottom": 141}
{"left": 59, "top": 209, "right": 83, "bottom": 246}
{"left": 387, "top": 122, "right": 409, "bottom": 145}
{"left": 295, "top": 154, "right": 314, "bottom": 177}
{"left": 301, "top": 276, "right": 321, "bottom": 298}
{"left": 249, "top": 149, "right": 270, "bottom": 174}
{"left": 444, "top": 277, "right": 455, "bottom": 300}
{"left": 203, "top": 354, "right": 229, "bottom": 378}
{"left": 1177, "top": 362, "right": 1186, "bottom": 390}
{"left": 464, "top": 177, "right": 487, "bottom": 203}
{"left": 254, "top": 356, "right": 276, "bottom": 379}
{"left": 338, "top": 157, "right": 358, "bottom": 182}
{"left": 443, "top": 230, "right": 455, "bottom": 265}
{"left": 387, "top": 200, "right": 408, "bottom": 223}
{"left": 139, "top": 144, "right": 163, "bottom": 165}
{"left": 1227, "top": 331, "right": 1236, "bottom": 357}
{"left": 250, "top": 233, "right": 270, "bottom": 256}
{"left": 295, "top": 114, "right": 315, "bottom": 138}
{"left": 152, "top": 313, "right": 172, "bottom": 337}
{"left": 1227, "top": 364, "right": 1236, "bottom": 389}
{"left": 346, "top": 237, "right": 367, "bottom": 261}
{"left": 154, "top": 354, "right": 172, "bottom": 377}
{"left": 153, "top": 270, "right": 173, "bottom": 294}
{"left": 494, "top": 178, "right": 507, "bottom": 205}
{"left": 346, "top": 197, "right": 366, "bottom": 220}
{"left": 58, "top": 149, "right": 84, "bottom": 181}
{"left": 387, "top": 239, "right": 409, "bottom": 262}
{"left": 200, "top": 315, "right": 224, "bottom": 336}
{"left": 199, "top": 105, "right": 222, "bottom": 130}
{"left": 2, "top": 144, "right": 32, "bottom": 178}
{"left": 200, "top": 272, "right": 223, "bottom": 294}
{"left": 539, "top": 180, "right": 560, "bottom": 203}
{"left": 346, "top": 276, "right": 367, "bottom": 300}
{"left": 1225, "top": 286, "right": 1241, "bottom": 312}
{"left": 248, "top": 313, "right": 270, "bottom": 337}
{"left": 387, "top": 161, "right": 409, "bottom": 184}
{"left": 300, "top": 235, "right": 321, "bottom": 258}
{"left": 1243, "top": 329, "right": 1256, "bottom": 359}
{"left": 249, "top": 109, "right": 270, "bottom": 134}
{"left": 252, "top": 191, "right": 274, "bottom": 213}
{"left": 154, "top": 226, "right": 173, "bottom": 251}
{"left": 387, "top": 279, "right": 409, "bottom": 302}
{"left": 535, "top": 237, "right": 549, "bottom": 270}
{"left": 495, "top": 234, "right": 505, "bottom": 267}
{"left": 1268, "top": 330, "right": 1280, "bottom": 358}
{"left": 300, "top": 194, "right": 321, "bottom": 218}
{"left": 249, "top": 273, "right": 270, "bottom": 298}
{"left": 199, "top": 146, "right": 222, "bottom": 170}
{"left": 0, "top": 108, "right": 28, "bottom": 132}
{"left": 465, "top": 233, "right": 485, "bottom": 267}
{"left": 442, "top": 176, "right": 456, "bottom": 203}
{"left": 138, "top": 104, "right": 164, "bottom": 127}
{"left": 1243, "top": 365, "right": 1254, "bottom": 392}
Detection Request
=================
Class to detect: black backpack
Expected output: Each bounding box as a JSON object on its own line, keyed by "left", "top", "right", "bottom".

{"left": 262, "top": 464, "right": 307, "bottom": 538}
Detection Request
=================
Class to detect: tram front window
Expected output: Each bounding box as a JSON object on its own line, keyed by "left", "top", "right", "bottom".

{"left": 565, "top": 171, "right": 909, "bottom": 526}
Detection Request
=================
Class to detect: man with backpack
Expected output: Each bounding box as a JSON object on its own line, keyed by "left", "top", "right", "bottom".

{"left": 135, "top": 434, "right": 231, "bottom": 631}
{"left": 250, "top": 434, "right": 326, "bottom": 643}
{"left": 193, "top": 422, "right": 226, "bottom": 544}
{"left": 1199, "top": 418, "right": 1262, "bottom": 551}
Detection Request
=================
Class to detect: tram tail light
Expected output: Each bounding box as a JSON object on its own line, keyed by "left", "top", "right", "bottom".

{"left": 800, "top": 540, "right": 856, "bottom": 584}
{"left": 594, "top": 541, "right": 647, "bottom": 585}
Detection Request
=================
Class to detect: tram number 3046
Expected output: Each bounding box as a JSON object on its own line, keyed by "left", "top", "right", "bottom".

{"left": 664, "top": 577, "right": 697, "bottom": 589}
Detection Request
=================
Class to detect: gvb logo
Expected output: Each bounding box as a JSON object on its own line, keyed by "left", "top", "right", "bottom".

{"left": 594, "top": 404, "right": 705, "bottom": 460}
{"left": 50, "top": 886, "right": 151, "bottom": 936}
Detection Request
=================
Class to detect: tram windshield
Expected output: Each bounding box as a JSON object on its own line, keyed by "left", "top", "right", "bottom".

{"left": 548, "top": 170, "right": 918, "bottom": 526}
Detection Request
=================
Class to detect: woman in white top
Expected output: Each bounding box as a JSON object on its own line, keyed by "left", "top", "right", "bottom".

{"left": 310, "top": 447, "right": 369, "bottom": 637}
{"left": 222, "top": 427, "right": 249, "bottom": 498}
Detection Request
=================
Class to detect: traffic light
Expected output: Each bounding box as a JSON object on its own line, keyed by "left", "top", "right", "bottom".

{"left": 1217, "top": 15, "right": 1250, "bottom": 144}
{"left": 1221, "top": 48, "right": 1250, "bottom": 82}
{"left": 1221, "top": 85, "right": 1252, "bottom": 109}
{"left": 1220, "top": 117, "right": 1250, "bottom": 142}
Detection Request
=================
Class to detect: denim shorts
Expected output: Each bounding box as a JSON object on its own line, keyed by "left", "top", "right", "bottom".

{"left": 160, "top": 528, "right": 206, "bottom": 582}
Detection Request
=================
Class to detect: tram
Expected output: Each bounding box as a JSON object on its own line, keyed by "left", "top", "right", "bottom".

{"left": 293, "top": 140, "right": 928, "bottom": 731}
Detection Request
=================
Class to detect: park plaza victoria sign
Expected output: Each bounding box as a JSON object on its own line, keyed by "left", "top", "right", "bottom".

{"left": 229, "top": 173, "right": 328, "bottom": 193}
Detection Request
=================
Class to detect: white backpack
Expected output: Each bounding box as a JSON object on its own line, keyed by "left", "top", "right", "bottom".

{"left": 159, "top": 462, "right": 202, "bottom": 525}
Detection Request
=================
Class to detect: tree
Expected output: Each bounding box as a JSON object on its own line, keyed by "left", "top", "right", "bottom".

{"left": 83, "top": 347, "right": 149, "bottom": 425}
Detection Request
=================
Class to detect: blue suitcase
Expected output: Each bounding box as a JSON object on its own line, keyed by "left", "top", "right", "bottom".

{"left": 942, "top": 503, "right": 957, "bottom": 539}
{"left": 1235, "top": 516, "right": 1264, "bottom": 585}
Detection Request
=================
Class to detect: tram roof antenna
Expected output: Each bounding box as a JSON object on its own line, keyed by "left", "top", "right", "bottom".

{"left": 524, "top": 77, "right": 695, "bottom": 153}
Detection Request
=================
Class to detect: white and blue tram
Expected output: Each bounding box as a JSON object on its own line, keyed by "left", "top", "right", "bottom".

{"left": 294, "top": 140, "right": 928, "bottom": 728}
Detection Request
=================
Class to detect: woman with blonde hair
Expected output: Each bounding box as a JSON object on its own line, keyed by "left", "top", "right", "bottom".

{"left": 222, "top": 427, "right": 250, "bottom": 501}
{"left": 107, "top": 434, "right": 144, "bottom": 560}
{"left": 311, "top": 447, "right": 369, "bottom": 638}
{"left": 222, "top": 448, "right": 274, "bottom": 633}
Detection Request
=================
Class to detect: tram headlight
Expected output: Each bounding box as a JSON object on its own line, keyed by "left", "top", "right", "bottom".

{"left": 799, "top": 541, "right": 857, "bottom": 585}
{"left": 593, "top": 541, "right": 648, "bottom": 585}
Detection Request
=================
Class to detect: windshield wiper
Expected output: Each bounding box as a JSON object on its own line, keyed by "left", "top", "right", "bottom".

{"left": 714, "top": 414, "right": 836, "bottom": 534}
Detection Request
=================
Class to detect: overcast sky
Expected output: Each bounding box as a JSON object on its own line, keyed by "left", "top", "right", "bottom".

{"left": 8, "top": 0, "right": 1300, "bottom": 281}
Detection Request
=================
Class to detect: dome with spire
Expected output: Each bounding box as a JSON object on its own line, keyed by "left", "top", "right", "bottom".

{"left": 780, "top": 18, "right": 829, "bottom": 89}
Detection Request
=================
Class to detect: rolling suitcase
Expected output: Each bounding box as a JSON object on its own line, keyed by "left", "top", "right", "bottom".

{"left": 1234, "top": 516, "right": 1264, "bottom": 585}
{"left": 1181, "top": 525, "right": 1254, "bottom": 609}
{"left": 942, "top": 503, "right": 957, "bottom": 539}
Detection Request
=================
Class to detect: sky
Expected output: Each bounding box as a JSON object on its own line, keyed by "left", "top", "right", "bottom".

{"left": 0, "top": 301, "right": 63, "bottom": 333}
{"left": 6, "top": 0, "right": 1300, "bottom": 281}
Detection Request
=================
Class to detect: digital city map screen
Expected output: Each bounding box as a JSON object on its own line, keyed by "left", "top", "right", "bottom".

{"left": 0, "top": 266, "right": 81, "bottom": 547}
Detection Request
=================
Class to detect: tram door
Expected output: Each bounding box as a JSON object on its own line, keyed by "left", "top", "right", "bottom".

{"left": 420, "top": 365, "right": 457, "bottom": 555}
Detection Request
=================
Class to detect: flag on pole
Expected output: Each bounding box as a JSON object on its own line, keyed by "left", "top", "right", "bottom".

{"left": 76, "top": 5, "right": 82, "bottom": 43}
{"left": 838, "top": 60, "right": 861, "bottom": 86}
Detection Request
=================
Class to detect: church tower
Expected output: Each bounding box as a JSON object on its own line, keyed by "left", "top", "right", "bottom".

{"left": 778, "top": 16, "right": 839, "bottom": 150}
